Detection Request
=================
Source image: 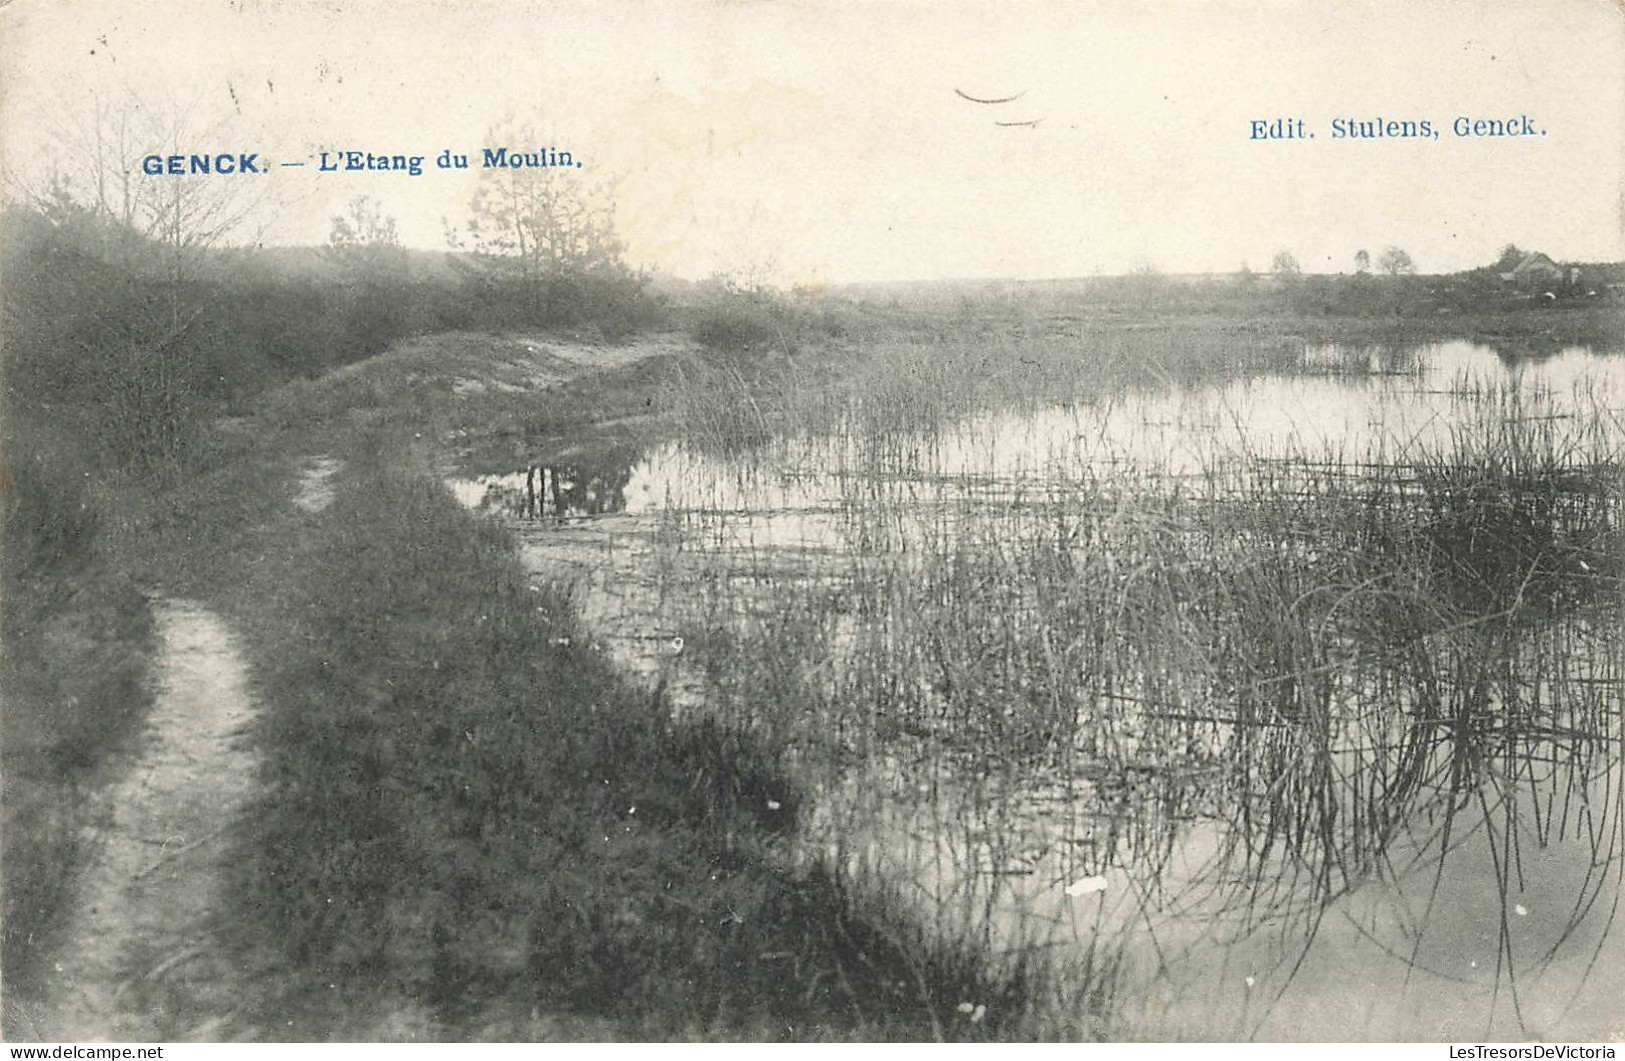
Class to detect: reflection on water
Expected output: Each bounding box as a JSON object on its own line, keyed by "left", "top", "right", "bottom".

{"left": 452, "top": 445, "right": 638, "bottom": 519}
{"left": 451, "top": 339, "right": 1624, "bottom": 1039}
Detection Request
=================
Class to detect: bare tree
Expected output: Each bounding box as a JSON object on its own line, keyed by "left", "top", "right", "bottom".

{"left": 4, "top": 87, "right": 268, "bottom": 465}
{"left": 326, "top": 195, "right": 404, "bottom": 276}
{"left": 1354, "top": 249, "right": 1370, "bottom": 274}
{"left": 1377, "top": 246, "right": 1415, "bottom": 276}
{"left": 450, "top": 121, "right": 629, "bottom": 322}
{"left": 1271, "top": 250, "right": 1302, "bottom": 278}
{"left": 8, "top": 88, "right": 269, "bottom": 300}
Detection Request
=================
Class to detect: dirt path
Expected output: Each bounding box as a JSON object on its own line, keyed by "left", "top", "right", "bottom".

{"left": 19, "top": 600, "right": 257, "bottom": 1041}
{"left": 292, "top": 456, "right": 342, "bottom": 513}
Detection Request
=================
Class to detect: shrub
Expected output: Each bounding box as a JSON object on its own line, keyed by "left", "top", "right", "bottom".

{"left": 690, "top": 301, "right": 784, "bottom": 353}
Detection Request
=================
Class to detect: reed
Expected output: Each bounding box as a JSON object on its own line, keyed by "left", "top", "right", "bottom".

{"left": 645, "top": 337, "right": 1625, "bottom": 1038}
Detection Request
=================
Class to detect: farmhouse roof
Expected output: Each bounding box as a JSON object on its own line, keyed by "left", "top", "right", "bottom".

{"left": 1500, "top": 251, "right": 1563, "bottom": 281}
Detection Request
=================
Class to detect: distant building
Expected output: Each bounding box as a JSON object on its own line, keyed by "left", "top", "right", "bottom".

{"left": 1499, "top": 251, "right": 1565, "bottom": 287}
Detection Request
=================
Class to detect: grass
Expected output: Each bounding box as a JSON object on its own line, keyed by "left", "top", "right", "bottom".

{"left": 0, "top": 432, "right": 157, "bottom": 1024}
{"left": 660, "top": 319, "right": 1375, "bottom": 458}
{"left": 3, "top": 318, "right": 1027, "bottom": 1037}
{"left": 256, "top": 328, "right": 694, "bottom": 477}
{"left": 214, "top": 436, "right": 1031, "bottom": 1040}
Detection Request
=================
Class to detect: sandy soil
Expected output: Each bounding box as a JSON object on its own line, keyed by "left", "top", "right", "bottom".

{"left": 17, "top": 601, "right": 257, "bottom": 1041}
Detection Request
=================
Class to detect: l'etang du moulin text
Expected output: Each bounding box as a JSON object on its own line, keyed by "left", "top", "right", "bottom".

{"left": 138, "top": 146, "right": 580, "bottom": 178}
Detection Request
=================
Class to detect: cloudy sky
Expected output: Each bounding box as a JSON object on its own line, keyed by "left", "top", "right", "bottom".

{"left": 2, "top": 0, "right": 1620, "bottom": 283}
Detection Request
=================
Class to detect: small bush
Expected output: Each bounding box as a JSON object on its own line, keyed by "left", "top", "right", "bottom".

{"left": 684, "top": 277, "right": 804, "bottom": 355}
{"left": 690, "top": 300, "right": 785, "bottom": 354}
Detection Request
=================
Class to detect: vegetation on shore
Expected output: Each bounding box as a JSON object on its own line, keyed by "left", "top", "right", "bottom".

{"left": 222, "top": 446, "right": 1031, "bottom": 1039}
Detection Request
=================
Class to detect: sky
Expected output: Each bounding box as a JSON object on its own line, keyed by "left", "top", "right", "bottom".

{"left": 2, "top": 0, "right": 1621, "bottom": 284}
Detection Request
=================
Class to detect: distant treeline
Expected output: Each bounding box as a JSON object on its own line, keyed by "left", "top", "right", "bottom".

{"left": 825, "top": 260, "right": 1625, "bottom": 322}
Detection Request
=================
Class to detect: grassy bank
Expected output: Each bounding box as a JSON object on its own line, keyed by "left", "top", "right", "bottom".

{"left": 218, "top": 439, "right": 1030, "bottom": 1039}
{"left": 5, "top": 319, "right": 1040, "bottom": 1037}
{"left": 0, "top": 432, "right": 157, "bottom": 1024}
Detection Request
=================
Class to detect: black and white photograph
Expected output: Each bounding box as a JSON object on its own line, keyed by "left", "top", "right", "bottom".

{"left": 1, "top": 0, "right": 1622, "bottom": 1045}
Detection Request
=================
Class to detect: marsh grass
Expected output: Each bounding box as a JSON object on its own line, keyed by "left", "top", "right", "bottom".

{"left": 647, "top": 342, "right": 1625, "bottom": 1037}
{"left": 661, "top": 320, "right": 1386, "bottom": 464}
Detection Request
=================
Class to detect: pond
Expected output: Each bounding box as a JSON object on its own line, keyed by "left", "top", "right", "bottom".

{"left": 452, "top": 339, "right": 1624, "bottom": 1040}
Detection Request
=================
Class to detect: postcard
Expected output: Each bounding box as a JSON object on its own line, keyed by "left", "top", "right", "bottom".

{"left": 2, "top": 0, "right": 1621, "bottom": 1047}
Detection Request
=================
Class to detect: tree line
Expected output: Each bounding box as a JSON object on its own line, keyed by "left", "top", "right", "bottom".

{"left": 3, "top": 122, "right": 667, "bottom": 477}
